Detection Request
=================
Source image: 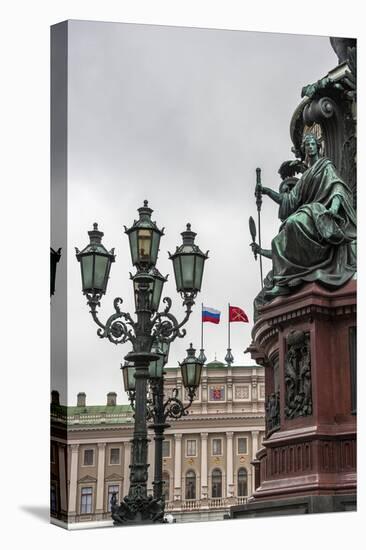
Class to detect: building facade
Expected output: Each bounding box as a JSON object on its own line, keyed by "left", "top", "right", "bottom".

{"left": 51, "top": 360, "right": 265, "bottom": 526}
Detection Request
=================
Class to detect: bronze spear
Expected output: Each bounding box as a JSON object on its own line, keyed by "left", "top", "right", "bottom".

{"left": 255, "top": 168, "right": 264, "bottom": 290}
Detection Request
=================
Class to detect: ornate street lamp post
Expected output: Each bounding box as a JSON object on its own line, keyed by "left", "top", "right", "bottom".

{"left": 76, "top": 201, "right": 208, "bottom": 525}
{"left": 123, "top": 341, "right": 203, "bottom": 506}
{"left": 148, "top": 342, "right": 203, "bottom": 504}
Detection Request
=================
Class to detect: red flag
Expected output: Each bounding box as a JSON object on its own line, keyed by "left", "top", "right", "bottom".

{"left": 229, "top": 306, "right": 249, "bottom": 323}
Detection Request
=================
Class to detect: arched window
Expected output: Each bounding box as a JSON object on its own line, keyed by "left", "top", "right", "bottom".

{"left": 211, "top": 468, "right": 222, "bottom": 498}
{"left": 162, "top": 471, "right": 170, "bottom": 501}
{"left": 238, "top": 468, "right": 248, "bottom": 497}
{"left": 185, "top": 470, "right": 196, "bottom": 500}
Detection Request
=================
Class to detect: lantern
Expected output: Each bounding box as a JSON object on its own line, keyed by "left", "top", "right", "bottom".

{"left": 179, "top": 343, "right": 203, "bottom": 391}
{"left": 124, "top": 201, "right": 164, "bottom": 268}
{"left": 132, "top": 267, "right": 167, "bottom": 313}
{"left": 169, "top": 224, "right": 208, "bottom": 294}
{"left": 121, "top": 360, "right": 136, "bottom": 393}
{"left": 75, "top": 223, "right": 115, "bottom": 295}
{"left": 149, "top": 339, "right": 171, "bottom": 379}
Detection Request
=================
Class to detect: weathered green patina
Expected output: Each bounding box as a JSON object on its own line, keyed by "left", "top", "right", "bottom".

{"left": 256, "top": 134, "right": 356, "bottom": 299}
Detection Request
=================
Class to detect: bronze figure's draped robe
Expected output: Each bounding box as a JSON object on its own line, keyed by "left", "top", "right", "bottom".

{"left": 272, "top": 157, "right": 356, "bottom": 289}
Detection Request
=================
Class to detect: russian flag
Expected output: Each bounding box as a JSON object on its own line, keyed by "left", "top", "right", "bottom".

{"left": 202, "top": 306, "right": 221, "bottom": 324}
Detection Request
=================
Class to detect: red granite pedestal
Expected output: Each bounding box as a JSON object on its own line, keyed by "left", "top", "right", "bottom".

{"left": 231, "top": 279, "right": 356, "bottom": 518}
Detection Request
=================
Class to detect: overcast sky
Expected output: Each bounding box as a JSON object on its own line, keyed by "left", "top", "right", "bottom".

{"left": 52, "top": 20, "right": 337, "bottom": 405}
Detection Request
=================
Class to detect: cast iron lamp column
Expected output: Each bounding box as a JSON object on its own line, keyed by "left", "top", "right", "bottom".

{"left": 76, "top": 201, "right": 208, "bottom": 525}
{"left": 123, "top": 341, "right": 203, "bottom": 508}
{"left": 148, "top": 343, "right": 203, "bottom": 504}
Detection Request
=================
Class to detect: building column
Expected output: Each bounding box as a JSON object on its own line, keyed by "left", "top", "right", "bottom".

{"left": 68, "top": 444, "right": 79, "bottom": 519}
{"left": 147, "top": 436, "right": 155, "bottom": 496}
{"left": 123, "top": 441, "right": 132, "bottom": 496}
{"left": 95, "top": 443, "right": 106, "bottom": 516}
{"left": 58, "top": 444, "right": 67, "bottom": 515}
{"left": 251, "top": 431, "right": 259, "bottom": 494}
{"left": 173, "top": 433, "right": 182, "bottom": 501}
{"left": 200, "top": 433, "right": 208, "bottom": 500}
{"left": 226, "top": 432, "right": 234, "bottom": 498}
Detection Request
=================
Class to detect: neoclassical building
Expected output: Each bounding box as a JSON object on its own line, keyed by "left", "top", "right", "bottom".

{"left": 51, "top": 360, "right": 265, "bottom": 526}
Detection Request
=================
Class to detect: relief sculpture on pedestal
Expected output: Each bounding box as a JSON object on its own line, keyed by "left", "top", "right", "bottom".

{"left": 284, "top": 331, "right": 312, "bottom": 419}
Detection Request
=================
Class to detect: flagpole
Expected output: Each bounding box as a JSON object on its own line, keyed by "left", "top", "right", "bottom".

{"left": 228, "top": 302, "right": 230, "bottom": 350}
{"left": 199, "top": 303, "right": 207, "bottom": 364}
{"left": 225, "top": 303, "right": 234, "bottom": 366}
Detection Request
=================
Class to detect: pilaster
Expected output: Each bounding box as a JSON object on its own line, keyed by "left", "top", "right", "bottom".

{"left": 68, "top": 444, "right": 79, "bottom": 519}
{"left": 95, "top": 442, "right": 106, "bottom": 516}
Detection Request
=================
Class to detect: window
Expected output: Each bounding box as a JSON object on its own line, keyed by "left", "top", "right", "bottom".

{"left": 237, "top": 468, "right": 248, "bottom": 496}
{"left": 162, "top": 471, "right": 170, "bottom": 501}
{"left": 50, "top": 484, "right": 57, "bottom": 513}
{"left": 162, "top": 440, "right": 170, "bottom": 458}
{"left": 80, "top": 487, "right": 93, "bottom": 514}
{"left": 108, "top": 485, "right": 119, "bottom": 512}
{"left": 237, "top": 437, "right": 248, "bottom": 454}
{"left": 211, "top": 469, "right": 222, "bottom": 498}
{"left": 185, "top": 470, "right": 196, "bottom": 500}
{"left": 186, "top": 439, "right": 197, "bottom": 457}
{"left": 212, "top": 438, "right": 222, "bottom": 456}
{"left": 83, "top": 449, "right": 94, "bottom": 466}
{"left": 110, "top": 448, "right": 120, "bottom": 465}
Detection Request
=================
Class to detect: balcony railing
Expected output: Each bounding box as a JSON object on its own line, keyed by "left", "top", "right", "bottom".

{"left": 209, "top": 498, "right": 225, "bottom": 508}
{"left": 165, "top": 496, "right": 248, "bottom": 512}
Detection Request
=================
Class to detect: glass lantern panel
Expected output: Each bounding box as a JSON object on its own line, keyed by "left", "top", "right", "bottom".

{"left": 151, "top": 230, "right": 161, "bottom": 265}
{"left": 149, "top": 359, "right": 157, "bottom": 379}
{"left": 128, "top": 231, "right": 138, "bottom": 265}
{"left": 122, "top": 367, "right": 128, "bottom": 391}
{"left": 81, "top": 255, "right": 93, "bottom": 290}
{"left": 161, "top": 341, "right": 170, "bottom": 362}
{"left": 181, "top": 255, "right": 195, "bottom": 289}
{"left": 138, "top": 229, "right": 152, "bottom": 261}
{"left": 173, "top": 257, "right": 183, "bottom": 292}
{"left": 151, "top": 277, "right": 163, "bottom": 311}
{"left": 187, "top": 363, "right": 197, "bottom": 387}
{"left": 194, "top": 255, "right": 204, "bottom": 291}
{"left": 195, "top": 363, "right": 203, "bottom": 386}
{"left": 127, "top": 367, "right": 136, "bottom": 391}
{"left": 94, "top": 255, "right": 109, "bottom": 290}
{"left": 149, "top": 355, "right": 164, "bottom": 379}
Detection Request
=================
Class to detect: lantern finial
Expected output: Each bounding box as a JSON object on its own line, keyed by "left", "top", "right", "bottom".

{"left": 88, "top": 222, "right": 104, "bottom": 244}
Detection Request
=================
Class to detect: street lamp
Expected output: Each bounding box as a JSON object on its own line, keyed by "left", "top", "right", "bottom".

{"left": 75, "top": 223, "right": 115, "bottom": 300}
{"left": 121, "top": 360, "right": 136, "bottom": 402}
{"left": 76, "top": 201, "right": 208, "bottom": 525}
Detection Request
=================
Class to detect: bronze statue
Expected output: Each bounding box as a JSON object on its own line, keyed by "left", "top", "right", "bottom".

{"left": 250, "top": 163, "right": 299, "bottom": 320}
{"left": 253, "top": 133, "right": 356, "bottom": 300}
